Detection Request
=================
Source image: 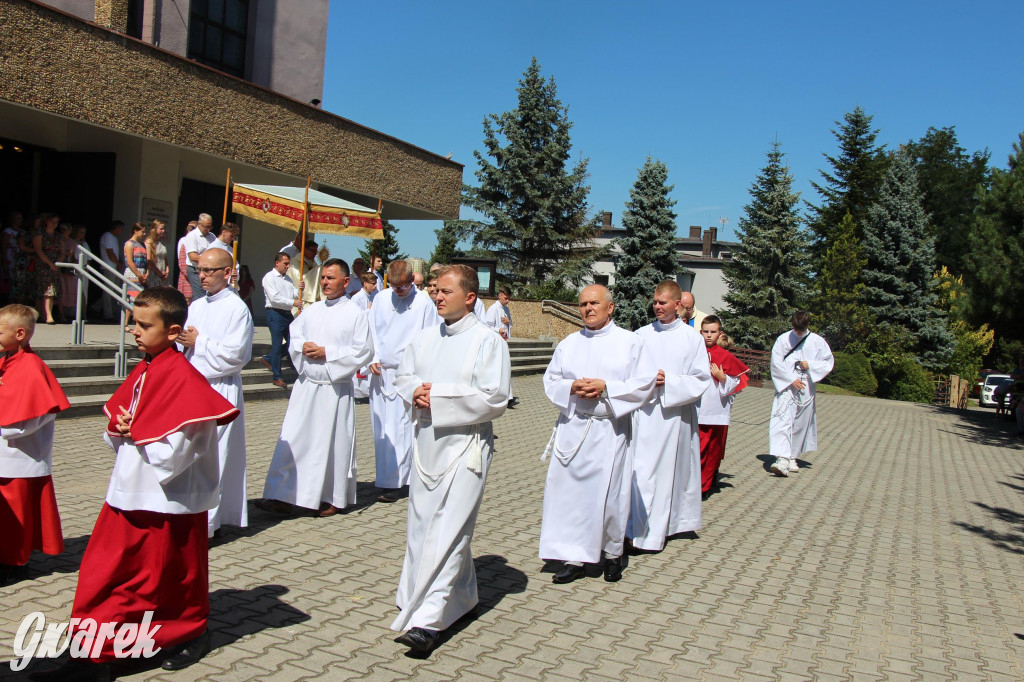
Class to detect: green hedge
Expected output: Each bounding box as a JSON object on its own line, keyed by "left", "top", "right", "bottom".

{"left": 824, "top": 352, "right": 878, "bottom": 396}
{"left": 874, "top": 355, "right": 934, "bottom": 402}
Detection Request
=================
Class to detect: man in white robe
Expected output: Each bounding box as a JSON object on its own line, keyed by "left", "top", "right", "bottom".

{"left": 391, "top": 265, "right": 510, "bottom": 654}
{"left": 368, "top": 260, "right": 440, "bottom": 502}
{"left": 283, "top": 239, "right": 322, "bottom": 315}
{"left": 483, "top": 286, "right": 517, "bottom": 407}
{"left": 627, "top": 281, "right": 711, "bottom": 552}
{"left": 769, "top": 311, "right": 834, "bottom": 477}
{"left": 259, "top": 259, "right": 373, "bottom": 517}
{"left": 540, "top": 285, "right": 658, "bottom": 584}
{"left": 349, "top": 271, "right": 378, "bottom": 400}
{"left": 178, "top": 248, "right": 254, "bottom": 536}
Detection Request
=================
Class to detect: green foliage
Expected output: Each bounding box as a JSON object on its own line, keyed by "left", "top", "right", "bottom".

{"left": 357, "top": 220, "right": 406, "bottom": 273}
{"left": 612, "top": 158, "right": 679, "bottom": 330}
{"left": 963, "top": 132, "right": 1024, "bottom": 346}
{"left": 861, "top": 149, "right": 953, "bottom": 369}
{"left": 824, "top": 351, "right": 877, "bottom": 396}
{"left": 428, "top": 220, "right": 465, "bottom": 266}
{"left": 807, "top": 106, "right": 890, "bottom": 259}
{"left": 877, "top": 355, "right": 934, "bottom": 403}
{"left": 933, "top": 267, "right": 995, "bottom": 382}
{"left": 463, "top": 58, "right": 600, "bottom": 291}
{"left": 815, "top": 212, "right": 871, "bottom": 351}
{"left": 527, "top": 279, "right": 578, "bottom": 303}
{"left": 720, "top": 140, "right": 809, "bottom": 349}
{"left": 904, "top": 126, "right": 990, "bottom": 276}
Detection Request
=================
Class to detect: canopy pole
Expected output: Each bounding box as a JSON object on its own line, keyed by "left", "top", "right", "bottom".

{"left": 297, "top": 176, "right": 311, "bottom": 311}
{"left": 223, "top": 168, "right": 237, "bottom": 289}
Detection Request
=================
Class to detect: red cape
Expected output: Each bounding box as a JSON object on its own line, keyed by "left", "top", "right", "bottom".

{"left": 104, "top": 347, "right": 239, "bottom": 446}
{"left": 708, "top": 344, "right": 750, "bottom": 395}
{"left": 0, "top": 349, "right": 71, "bottom": 426}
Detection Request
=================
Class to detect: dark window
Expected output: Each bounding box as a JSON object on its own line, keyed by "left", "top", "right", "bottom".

{"left": 126, "top": 0, "right": 144, "bottom": 39}
{"left": 187, "top": 0, "right": 249, "bottom": 77}
{"left": 593, "top": 275, "right": 609, "bottom": 286}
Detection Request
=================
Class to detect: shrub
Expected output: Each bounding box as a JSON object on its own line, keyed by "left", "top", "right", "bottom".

{"left": 825, "top": 352, "right": 877, "bottom": 395}
{"left": 874, "top": 354, "right": 934, "bottom": 402}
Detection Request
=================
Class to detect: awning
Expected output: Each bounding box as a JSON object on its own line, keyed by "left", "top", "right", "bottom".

{"left": 231, "top": 183, "right": 383, "bottom": 239}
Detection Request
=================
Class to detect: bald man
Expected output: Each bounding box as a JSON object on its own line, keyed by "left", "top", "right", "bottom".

{"left": 178, "top": 248, "right": 254, "bottom": 537}
{"left": 540, "top": 285, "right": 658, "bottom": 584}
{"left": 679, "top": 291, "right": 708, "bottom": 329}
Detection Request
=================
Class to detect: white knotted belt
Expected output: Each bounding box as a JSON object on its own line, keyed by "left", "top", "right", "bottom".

{"left": 540, "top": 406, "right": 609, "bottom": 466}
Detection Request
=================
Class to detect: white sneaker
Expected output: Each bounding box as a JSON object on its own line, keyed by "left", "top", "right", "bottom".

{"left": 770, "top": 458, "right": 789, "bottom": 477}
{"left": 788, "top": 459, "right": 800, "bottom": 473}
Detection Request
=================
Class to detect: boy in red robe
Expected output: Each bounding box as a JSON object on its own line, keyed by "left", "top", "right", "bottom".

{"left": 0, "top": 304, "right": 69, "bottom": 586}
{"left": 32, "top": 287, "right": 239, "bottom": 682}
{"left": 697, "top": 315, "right": 749, "bottom": 500}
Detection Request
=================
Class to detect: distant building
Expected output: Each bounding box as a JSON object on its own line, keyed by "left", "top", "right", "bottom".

{"left": 1, "top": 0, "right": 462, "bottom": 320}
{"left": 589, "top": 212, "right": 739, "bottom": 313}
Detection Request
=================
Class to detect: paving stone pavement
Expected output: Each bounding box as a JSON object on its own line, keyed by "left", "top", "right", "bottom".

{"left": 2, "top": 375, "right": 1023, "bottom": 681}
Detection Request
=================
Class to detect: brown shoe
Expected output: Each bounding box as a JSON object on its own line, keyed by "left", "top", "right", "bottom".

{"left": 255, "top": 499, "right": 293, "bottom": 514}
{"left": 318, "top": 503, "right": 341, "bottom": 517}
{"left": 259, "top": 357, "right": 273, "bottom": 372}
{"left": 272, "top": 379, "right": 287, "bottom": 388}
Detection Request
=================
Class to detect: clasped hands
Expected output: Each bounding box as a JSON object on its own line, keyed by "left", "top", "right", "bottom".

{"left": 302, "top": 342, "right": 326, "bottom": 360}
{"left": 177, "top": 326, "right": 199, "bottom": 348}
{"left": 413, "top": 383, "right": 432, "bottom": 409}
{"left": 116, "top": 406, "right": 133, "bottom": 438}
{"left": 571, "top": 378, "right": 606, "bottom": 400}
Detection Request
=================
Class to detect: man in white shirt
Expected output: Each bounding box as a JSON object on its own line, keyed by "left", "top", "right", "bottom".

{"left": 391, "top": 265, "right": 511, "bottom": 654}
{"left": 92, "top": 220, "right": 124, "bottom": 320}
{"left": 345, "top": 258, "right": 367, "bottom": 298}
{"left": 207, "top": 222, "right": 238, "bottom": 253}
{"left": 285, "top": 239, "right": 322, "bottom": 314}
{"left": 185, "top": 213, "right": 216, "bottom": 300}
{"left": 370, "top": 256, "right": 384, "bottom": 291}
{"left": 260, "top": 252, "right": 301, "bottom": 388}
{"left": 178, "top": 248, "right": 254, "bottom": 537}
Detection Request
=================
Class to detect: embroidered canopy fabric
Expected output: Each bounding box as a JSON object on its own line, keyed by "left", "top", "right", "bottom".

{"left": 231, "top": 183, "right": 384, "bottom": 239}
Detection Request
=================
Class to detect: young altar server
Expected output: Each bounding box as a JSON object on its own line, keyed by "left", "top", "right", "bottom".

{"left": 483, "top": 286, "right": 518, "bottom": 407}
{"left": 540, "top": 285, "right": 658, "bottom": 584}
{"left": 389, "top": 265, "right": 510, "bottom": 654}
{"left": 350, "top": 271, "right": 378, "bottom": 400}
{"left": 0, "top": 304, "right": 69, "bottom": 586}
{"left": 627, "top": 281, "right": 711, "bottom": 552}
{"left": 697, "top": 315, "right": 749, "bottom": 498}
{"left": 33, "top": 287, "right": 239, "bottom": 681}
{"left": 178, "top": 248, "right": 254, "bottom": 536}
{"left": 259, "top": 259, "right": 373, "bottom": 517}
{"left": 769, "top": 311, "right": 834, "bottom": 477}
{"left": 368, "top": 260, "right": 440, "bottom": 502}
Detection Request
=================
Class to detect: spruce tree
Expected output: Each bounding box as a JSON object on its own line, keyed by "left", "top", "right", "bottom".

{"left": 428, "top": 221, "right": 463, "bottom": 265}
{"left": 463, "top": 58, "right": 598, "bottom": 293}
{"left": 861, "top": 149, "right": 953, "bottom": 369}
{"left": 357, "top": 220, "right": 407, "bottom": 273}
{"left": 720, "top": 140, "right": 808, "bottom": 349}
{"left": 964, "top": 132, "right": 1024, "bottom": 343}
{"left": 808, "top": 107, "right": 889, "bottom": 259}
{"left": 814, "top": 212, "right": 872, "bottom": 351}
{"left": 611, "top": 158, "right": 679, "bottom": 330}
{"left": 904, "top": 126, "right": 990, "bottom": 276}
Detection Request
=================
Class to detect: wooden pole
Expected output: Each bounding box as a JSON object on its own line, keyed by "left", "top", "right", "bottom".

{"left": 223, "top": 168, "right": 237, "bottom": 288}
{"left": 297, "top": 176, "right": 311, "bottom": 310}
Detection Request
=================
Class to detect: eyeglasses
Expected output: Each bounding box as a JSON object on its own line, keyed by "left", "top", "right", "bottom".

{"left": 392, "top": 282, "right": 413, "bottom": 293}
{"left": 199, "top": 266, "right": 231, "bottom": 275}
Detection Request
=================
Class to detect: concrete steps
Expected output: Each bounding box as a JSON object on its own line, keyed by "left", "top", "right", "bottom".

{"left": 33, "top": 336, "right": 555, "bottom": 418}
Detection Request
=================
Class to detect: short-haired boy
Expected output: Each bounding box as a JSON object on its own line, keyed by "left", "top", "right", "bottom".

{"left": 697, "top": 316, "right": 749, "bottom": 499}
{"left": 0, "top": 304, "right": 69, "bottom": 586}
{"left": 32, "top": 287, "right": 240, "bottom": 680}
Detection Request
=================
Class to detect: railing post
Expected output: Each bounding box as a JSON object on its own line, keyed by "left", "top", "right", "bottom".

{"left": 71, "top": 249, "right": 86, "bottom": 344}
{"left": 115, "top": 280, "right": 129, "bottom": 378}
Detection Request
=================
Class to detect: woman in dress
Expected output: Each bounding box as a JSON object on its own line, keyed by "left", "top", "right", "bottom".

{"left": 237, "top": 264, "right": 256, "bottom": 314}
{"left": 176, "top": 221, "right": 196, "bottom": 305}
{"left": 1, "top": 211, "right": 24, "bottom": 304}
{"left": 123, "top": 222, "right": 148, "bottom": 324}
{"left": 145, "top": 219, "right": 170, "bottom": 287}
{"left": 31, "top": 213, "right": 63, "bottom": 324}
{"left": 58, "top": 222, "right": 79, "bottom": 319}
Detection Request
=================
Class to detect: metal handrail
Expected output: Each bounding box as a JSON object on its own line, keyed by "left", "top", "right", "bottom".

{"left": 56, "top": 245, "right": 142, "bottom": 378}
{"left": 540, "top": 299, "right": 583, "bottom": 327}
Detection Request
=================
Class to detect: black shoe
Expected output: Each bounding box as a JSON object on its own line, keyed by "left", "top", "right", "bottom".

{"left": 552, "top": 564, "right": 586, "bottom": 584}
{"left": 507, "top": 397, "right": 519, "bottom": 407}
{"left": 29, "top": 659, "right": 111, "bottom": 682}
{"left": 396, "top": 627, "right": 438, "bottom": 653}
{"left": 701, "top": 491, "right": 711, "bottom": 502}
{"left": 377, "top": 489, "right": 401, "bottom": 503}
{"left": 161, "top": 629, "right": 211, "bottom": 671}
{"left": 0, "top": 562, "right": 28, "bottom": 586}
{"left": 604, "top": 556, "right": 624, "bottom": 582}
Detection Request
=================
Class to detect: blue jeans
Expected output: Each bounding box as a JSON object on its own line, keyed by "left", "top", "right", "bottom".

{"left": 263, "top": 308, "right": 293, "bottom": 379}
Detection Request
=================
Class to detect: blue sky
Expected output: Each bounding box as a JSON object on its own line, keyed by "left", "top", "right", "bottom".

{"left": 319, "top": 0, "right": 1024, "bottom": 265}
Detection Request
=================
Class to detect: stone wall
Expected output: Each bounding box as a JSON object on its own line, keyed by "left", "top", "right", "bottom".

{"left": 479, "top": 297, "right": 583, "bottom": 341}
{"left": 1, "top": 0, "right": 463, "bottom": 220}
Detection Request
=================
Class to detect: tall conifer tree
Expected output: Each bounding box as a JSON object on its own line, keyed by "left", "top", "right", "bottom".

{"left": 814, "top": 212, "right": 871, "bottom": 351}
{"left": 612, "top": 158, "right": 679, "bottom": 330}
{"left": 428, "top": 221, "right": 463, "bottom": 265}
{"left": 861, "top": 149, "right": 952, "bottom": 369}
{"left": 463, "top": 58, "right": 599, "bottom": 293}
{"left": 720, "top": 140, "right": 808, "bottom": 349}
{"left": 357, "top": 220, "right": 407, "bottom": 273}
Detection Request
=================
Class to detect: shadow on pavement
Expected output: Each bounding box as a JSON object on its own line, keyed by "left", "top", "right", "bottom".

{"left": 930, "top": 404, "right": 1024, "bottom": 448}
{"left": 2, "top": 535, "right": 92, "bottom": 587}
{"left": 954, "top": 473, "right": 1024, "bottom": 556}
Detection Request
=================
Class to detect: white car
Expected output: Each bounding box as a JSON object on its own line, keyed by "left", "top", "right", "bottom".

{"left": 980, "top": 374, "right": 1012, "bottom": 407}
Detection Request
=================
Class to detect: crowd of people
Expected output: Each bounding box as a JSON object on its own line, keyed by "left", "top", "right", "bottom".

{"left": 1, "top": 210, "right": 837, "bottom": 676}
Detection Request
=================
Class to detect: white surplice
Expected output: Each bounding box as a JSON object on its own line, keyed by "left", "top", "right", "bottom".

{"left": 1, "top": 414, "right": 56, "bottom": 478}
{"left": 769, "top": 330, "right": 834, "bottom": 459}
{"left": 539, "top": 322, "right": 658, "bottom": 564}
{"left": 368, "top": 289, "right": 440, "bottom": 488}
{"left": 482, "top": 300, "right": 514, "bottom": 401}
{"left": 184, "top": 288, "right": 254, "bottom": 534}
{"left": 349, "top": 288, "right": 375, "bottom": 399}
{"left": 627, "top": 318, "right": 711, "bottom": 551}
{"left": 262, "top": 296, "right": 373, "bottom": 510}
{"left": 390, "top": 313, "right": 510, "bottom": 632}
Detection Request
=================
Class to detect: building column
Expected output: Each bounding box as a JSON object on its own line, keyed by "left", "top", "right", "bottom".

{"left": 94, "top": 0, "right": 129, "bottom": 33}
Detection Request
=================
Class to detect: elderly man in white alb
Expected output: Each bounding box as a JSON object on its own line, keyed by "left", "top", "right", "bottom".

{"left": 184, "top": 213, "right": 216, "bottom": 299}
{"left": 390, "top": 265, "right": 511, "bottom": 654}
{"left": 178, "top": 248, "right": 254, "bottom": 537}
{"left": 368, "top": 260, "right": 440, "bottom": 502}
{"left": 627, "top": 280, "right": 711, "bottom": 552}
{"left": 768, "top": 310, "right": 834, "bottom": 477}
{"left": 540, "top": 285, "right": 658, "bottom": 584}
{"left": 259, "top": 259, "right": 373, "bottom": 517}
